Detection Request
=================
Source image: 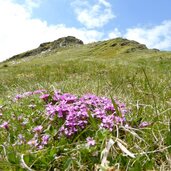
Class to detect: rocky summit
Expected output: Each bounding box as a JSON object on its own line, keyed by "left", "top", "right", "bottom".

{"left": 10, "top": 36, "right": 84, "bottom": 60}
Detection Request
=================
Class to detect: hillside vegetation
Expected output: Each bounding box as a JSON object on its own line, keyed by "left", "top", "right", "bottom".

{"left": 0, "top": 37, "right": 171, "bottom": 170}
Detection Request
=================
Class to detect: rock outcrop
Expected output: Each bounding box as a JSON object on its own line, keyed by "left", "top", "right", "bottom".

{"left": 10, "top": 36, "right": 84, "bottom": 59}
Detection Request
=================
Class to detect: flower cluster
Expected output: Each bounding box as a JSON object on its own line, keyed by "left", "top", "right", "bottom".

{"left": 27, "top": 125, "right": 49, "bottom": 149}
{"left": 14, "top": 89, "right": 47, "bottom": 101}
{"left": 27, "top": 133, "right": 50, "bottom": 149}
{"left": 45, "top": 91, "right": 128, "bottom": 137}
{"left": 11, "top": 89, "right": 131, "bottom": 148}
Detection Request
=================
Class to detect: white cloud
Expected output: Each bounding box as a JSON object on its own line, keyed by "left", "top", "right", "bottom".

{"left": 124, "top": 21, "right": 171, "bottom": 50}
{"left": 0, "top": 0, "right": 103, "bottom": 62}
{"left": 72, "top": 0, "right": 115, "bottom": 29}
{"left": 108, "top": 28, "right": 121, "bottom": 39}
{"left": 24, "top": 0, "right": 42, "bottom": 12}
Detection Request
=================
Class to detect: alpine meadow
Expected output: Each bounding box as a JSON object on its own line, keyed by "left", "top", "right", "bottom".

{"left": 0, "top": 36, "right": 171, "bottom": 171}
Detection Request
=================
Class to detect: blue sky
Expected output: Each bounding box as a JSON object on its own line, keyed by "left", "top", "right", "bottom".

{"left": 31, "top": 0, "right": 171, "bottom": 30}
{"left": 0, "top": 0, "right": 171, "bottom": 61}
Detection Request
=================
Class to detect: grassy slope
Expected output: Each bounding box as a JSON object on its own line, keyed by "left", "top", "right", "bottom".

{"left": 0, "top": 38, "right": 171, "bottom": 170}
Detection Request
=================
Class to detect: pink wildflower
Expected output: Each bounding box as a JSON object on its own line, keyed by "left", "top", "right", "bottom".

{"left": 139, "top": 121, "right": 151, "bottom": 128}
{"left": 42, "top": 135, "right": 49, "bottom": 145}
{"left": 38, "top": 145, "right": 44, "bottom": 150}
{"left": 86, "top": 137, "right": 96, "bottom": 146}
{"left": 27, "top": 139, "right": 38, "bottom": 147}
{"left": 40, "top": 94, "right": 50, "bottom": 102}
{"left": 14, "top": 94, "right": 23, "bottom": 101}
{"left": 33, "top": 125, "right": 43, "bottom": 133}
{"left": 0, "top": 121, "right": 9, "bottom": 130}
{"left": 23, "top": 91, "right": 33, "bottom": 97}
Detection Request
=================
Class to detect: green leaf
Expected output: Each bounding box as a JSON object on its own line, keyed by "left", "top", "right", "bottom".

{"left": 73, "top": 125, "right": 90, "bottom": 143}
{"left": 87, "top": 110, "right": 98, "bottom": 129}
{"left": 23, "top": 154, "right": 30, "bottom": 164}
{"left": 165, "top": 120, "right": 171, "bottom": 152}
{"left": 63, "top": 158, "right": 72, "bottom": 170}
{"left": 110, "top": 95, "right": 122, "bottom": 118}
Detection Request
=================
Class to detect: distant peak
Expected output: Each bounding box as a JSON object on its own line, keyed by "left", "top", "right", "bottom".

{"left": 39, "top": 36, "right": 84, "bottom": 49}
{"left": 10, "top": 36, "right": 84, "bottom": 60}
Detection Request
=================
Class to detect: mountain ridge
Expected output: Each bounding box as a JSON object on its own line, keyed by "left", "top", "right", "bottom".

{"left": 5, "top": 36, "right": 161, "bottom": 62}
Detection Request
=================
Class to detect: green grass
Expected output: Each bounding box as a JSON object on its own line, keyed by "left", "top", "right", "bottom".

{"left": 0, "top": 38, "right": 171, "bottom": 170}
